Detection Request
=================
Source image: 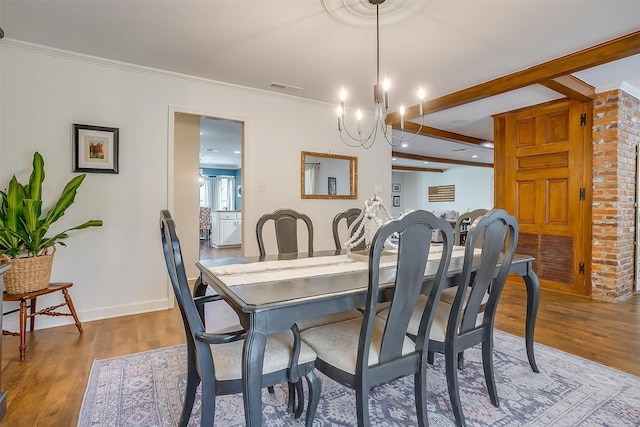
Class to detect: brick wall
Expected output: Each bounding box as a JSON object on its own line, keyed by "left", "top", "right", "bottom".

{"left": 591, "top": 89, "right": 640, "bottom": 302}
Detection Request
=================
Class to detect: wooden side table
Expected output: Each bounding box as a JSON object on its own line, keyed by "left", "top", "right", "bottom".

{"left": 2, "top": 282, "right": 83, "bottom": 361}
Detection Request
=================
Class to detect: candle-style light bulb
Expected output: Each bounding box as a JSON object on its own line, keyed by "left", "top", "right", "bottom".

{"left": 399, "top": 105, "right": 405, "bottom": 130}
{"left": 339, "top": 87, "right": 346, "bottom": 117}
{"left": 337, "top": 106, "right": 343, "bottom": 131}
{"left": 356, "top": 109, "right": 362, "bottom": 133}
{"left": 418, "top": 87, "right": 425, "bottom": 116}
{"left": 383, "top": 77, "right": 390, "bottom": 109}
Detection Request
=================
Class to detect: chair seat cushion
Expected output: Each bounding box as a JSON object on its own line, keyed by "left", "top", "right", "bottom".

{"left": 300, "top": 317, "right": 415, "bottom": 375}
{"left": 377, "top": 292, "right": 485, "bottom": 342}
{"left": 296, "top": 309, "right": 362, "bottom": 331}
{"left": 211, "top": 330, "right": 317, "bottom": 381}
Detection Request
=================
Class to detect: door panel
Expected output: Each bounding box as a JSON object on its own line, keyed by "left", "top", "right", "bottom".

{"left": 495, "top": 99, "right": 591, "bottom": 295}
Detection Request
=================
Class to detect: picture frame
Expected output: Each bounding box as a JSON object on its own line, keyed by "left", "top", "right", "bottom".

{"left": 328, "top": 177, "right": 337, "bottom": 195}
{"left": 392, "top": 183, "right": 401, "bottom": 193}
{"left": 393, "top": 195, "right": 400, "bottom": 207}
{"left": 73, "top": 124, "right": 119, "bottom": 174}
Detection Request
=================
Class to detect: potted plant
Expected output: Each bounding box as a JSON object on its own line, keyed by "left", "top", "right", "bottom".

{"left": 0, "top": 152, "right": 103, "bottom": 294}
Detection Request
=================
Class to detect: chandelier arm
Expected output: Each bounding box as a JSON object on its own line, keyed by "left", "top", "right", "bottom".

{"left": 339, "top": 104, "right": 385, "bottom": 148}
{"left": 386, "top": 115, "right": 426, "bottom": 143}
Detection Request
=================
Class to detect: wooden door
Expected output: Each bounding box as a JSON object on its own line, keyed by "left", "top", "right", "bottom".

{"left": 494, "top": 99, "right": 592, "bottom": 295}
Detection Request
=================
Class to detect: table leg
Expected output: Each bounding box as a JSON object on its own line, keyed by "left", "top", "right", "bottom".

{"left": 19, "top": 300, "right": 27, "bottom": 361}
{"left": 521, "top": 268, "right": 540, "bottom": 373}
{"left": 62, "top": 288, "right": 83, "bottom": 334}
{"left": 29, "top": 297, "right": 36, "bottom": 332}
{"left": 243, "top": 328, "right": 267, "bottom": 427}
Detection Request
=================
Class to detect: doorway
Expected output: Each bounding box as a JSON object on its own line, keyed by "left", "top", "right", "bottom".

{"left": 198, "top": 116, "right": 243, "bottom": 260}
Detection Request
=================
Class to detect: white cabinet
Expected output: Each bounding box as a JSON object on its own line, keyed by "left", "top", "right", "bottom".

{"left": 211, "top": 211, "right": 242, "bottom": 247}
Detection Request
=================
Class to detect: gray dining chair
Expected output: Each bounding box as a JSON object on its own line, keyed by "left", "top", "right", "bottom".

{"left": 256, "top": 208, "right": 314, "bottom": 256}
{"left": 381, "top": 208, "right": 518, "bottom": 427}
{"left": 332, "top": 207, "right": 365, "bottom": 251}
{"left": 454, "top": 208, "right": 488, "bottom": 246}
{"left": 160, "top": 210, "right": 320, "bottom": 427}
{"left": 301, "top": 210, "right": 454, "bottom": 427}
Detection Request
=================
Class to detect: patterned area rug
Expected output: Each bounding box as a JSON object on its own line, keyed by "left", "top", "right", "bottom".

{"left": 77, "top": 330, "right": 640, "bottom": 426}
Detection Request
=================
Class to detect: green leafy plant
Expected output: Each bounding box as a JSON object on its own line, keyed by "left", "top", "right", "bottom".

{"left": 0, "top": 152, "right": 103, "bottom": 258}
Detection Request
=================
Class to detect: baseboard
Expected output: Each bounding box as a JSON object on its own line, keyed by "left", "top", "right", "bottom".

{"left": 1, "top": 298, "right": 173, "bottom": 332}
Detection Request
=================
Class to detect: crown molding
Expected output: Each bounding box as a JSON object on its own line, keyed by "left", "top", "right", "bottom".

{"left": 0, "top": 38, "right": 328, "bottom": 106}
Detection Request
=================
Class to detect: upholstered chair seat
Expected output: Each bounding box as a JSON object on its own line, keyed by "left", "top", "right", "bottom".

{"left": 212, "top": 330, "right": 318, "bottom": 381}
{"left": 301, "top": 317, "right": 415, "bottom": 374}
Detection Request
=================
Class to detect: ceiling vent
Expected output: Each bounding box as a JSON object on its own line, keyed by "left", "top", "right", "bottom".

{"left": 270, "top": 82, "right": 303, "bottom": 91}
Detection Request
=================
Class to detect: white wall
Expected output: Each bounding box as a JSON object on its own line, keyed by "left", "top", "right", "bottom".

{"left": 393, "top": 167, "right": 494, "bottom": 215}
{"left": 0, "top": 41, "right": 391, "bottom": 330}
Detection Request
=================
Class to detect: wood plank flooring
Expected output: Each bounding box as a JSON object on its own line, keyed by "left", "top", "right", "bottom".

{"left": 0, "top": 281, "right": 638, "bottom": 426}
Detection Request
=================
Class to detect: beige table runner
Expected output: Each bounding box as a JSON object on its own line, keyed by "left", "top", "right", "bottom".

{"left": 209, "top": 245, "right": 469, "bottom": 287}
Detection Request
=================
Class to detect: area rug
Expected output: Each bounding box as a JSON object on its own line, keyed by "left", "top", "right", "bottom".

{"left": 77, "top": 330, "right": 640, "bottom": 426}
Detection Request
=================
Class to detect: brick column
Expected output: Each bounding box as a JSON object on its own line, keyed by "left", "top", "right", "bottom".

{"left": 591, "top": 88, "right": 640, "bottom": 302}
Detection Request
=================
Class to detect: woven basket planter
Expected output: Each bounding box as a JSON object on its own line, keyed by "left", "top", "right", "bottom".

{"left": 1, "top": 250, "right": 54, "bottom": 295}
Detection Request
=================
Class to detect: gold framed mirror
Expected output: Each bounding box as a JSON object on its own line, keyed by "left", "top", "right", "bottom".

{"left": 301, "top": 151, "right": 358, "bottom": 199}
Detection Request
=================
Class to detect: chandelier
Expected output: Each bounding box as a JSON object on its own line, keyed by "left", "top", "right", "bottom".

{"left": 337, "top": 0, "right": 426, "bottom": 149}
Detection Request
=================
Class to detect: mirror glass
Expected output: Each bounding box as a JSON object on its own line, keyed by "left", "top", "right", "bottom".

{"left": 301, "top": 151, "right": 358, "bottom": 199}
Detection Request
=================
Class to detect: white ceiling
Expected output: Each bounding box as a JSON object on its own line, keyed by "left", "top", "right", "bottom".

{"left": 2, "top": 0, "right": 639, "bottom": 171}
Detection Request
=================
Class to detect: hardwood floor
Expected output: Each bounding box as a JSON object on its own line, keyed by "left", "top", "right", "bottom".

{"left": 0, "top": 282, "right": 638, "bottom": 426}
{"left": 199, "top": 238, "right": 242, "bottom": 259}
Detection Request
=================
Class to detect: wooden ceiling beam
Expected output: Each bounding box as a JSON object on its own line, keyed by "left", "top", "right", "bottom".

{"left": 392, "top": 151, "right": 493, "bottom": 168}
{"left": 386, "top": 30, "right": 640, "bottom": 123}
{"left": 539, "top": 75, "right": 595, "bottom": 102}
{"left": 392, "top": 165, "right": 444, "bottom": 173}
{"left": 391, "top": 121, "right": 488, "bottom": 146}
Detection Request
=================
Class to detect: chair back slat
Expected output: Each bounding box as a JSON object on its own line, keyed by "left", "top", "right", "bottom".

{"left": 361, "top": 210, "right": 454, "bottom": 365}
{"left": 256, "top": 208, "right": 314, "bottom": 256}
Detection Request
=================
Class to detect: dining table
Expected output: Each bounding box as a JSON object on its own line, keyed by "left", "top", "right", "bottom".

{"left": 196, "top": 247, "right": 540, "bottom": 427}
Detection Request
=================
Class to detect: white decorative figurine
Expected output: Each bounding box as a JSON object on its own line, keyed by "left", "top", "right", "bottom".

{"left": 344, "top": 195, "right": 398, "bottom": 254}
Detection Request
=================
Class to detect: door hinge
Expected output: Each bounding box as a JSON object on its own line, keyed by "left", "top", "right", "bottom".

{"left": 580, "top": 113, "right": 587, "bottom": 126}
{"left": 579, "top": 262, "right": 585, "bottom": 275}
{"left": 579, "top": 188, "right": 585, "bottom": 200}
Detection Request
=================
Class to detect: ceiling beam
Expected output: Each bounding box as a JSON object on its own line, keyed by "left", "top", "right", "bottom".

{"left": 539, "top": 75, "right": 595, "bottom": 102}
{"left": 391, "top": 121, "right": 488, "bottom": 146}
{"left": 392, "top": 165, "right": 444, "bottom": 173}
{"left": 386, "top": 30, "right": 640, "bottom": 123}
{"left": 392, "top": 151, "right": 493, "bottom": 168}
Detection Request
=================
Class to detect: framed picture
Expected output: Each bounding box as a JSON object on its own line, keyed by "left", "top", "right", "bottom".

{"left": 392, "top": 183, "right": 401, "bottom": 193}
{"left": 328, "top": 177, "right": 337, "bottom": 195}
{"left": 73, "top": 124, "right": 119, "bottom": 174}
{"left": 393, "top": 195, "right": 400, "bottom": 207}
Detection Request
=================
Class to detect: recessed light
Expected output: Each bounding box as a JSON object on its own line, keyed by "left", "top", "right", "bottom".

{"left": 472, "top": 155, "right": 478, "bottom": 158}
{"left": 481, "top": 141, "right": 495, "bottom": 149}
{"left": 401, "top": 143, "right": 408, "bottom": 148}
{"left": 233, "top": 151, "right": 241, "bottom": 154}
{"left": 423, "top": 161, "right": 429, "bottom": 164}
{"left": 205, "top": 148, "right": 219, "bottom": 152}
{"left": 392, "top": 158, "right": 397, "bottom": 161}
